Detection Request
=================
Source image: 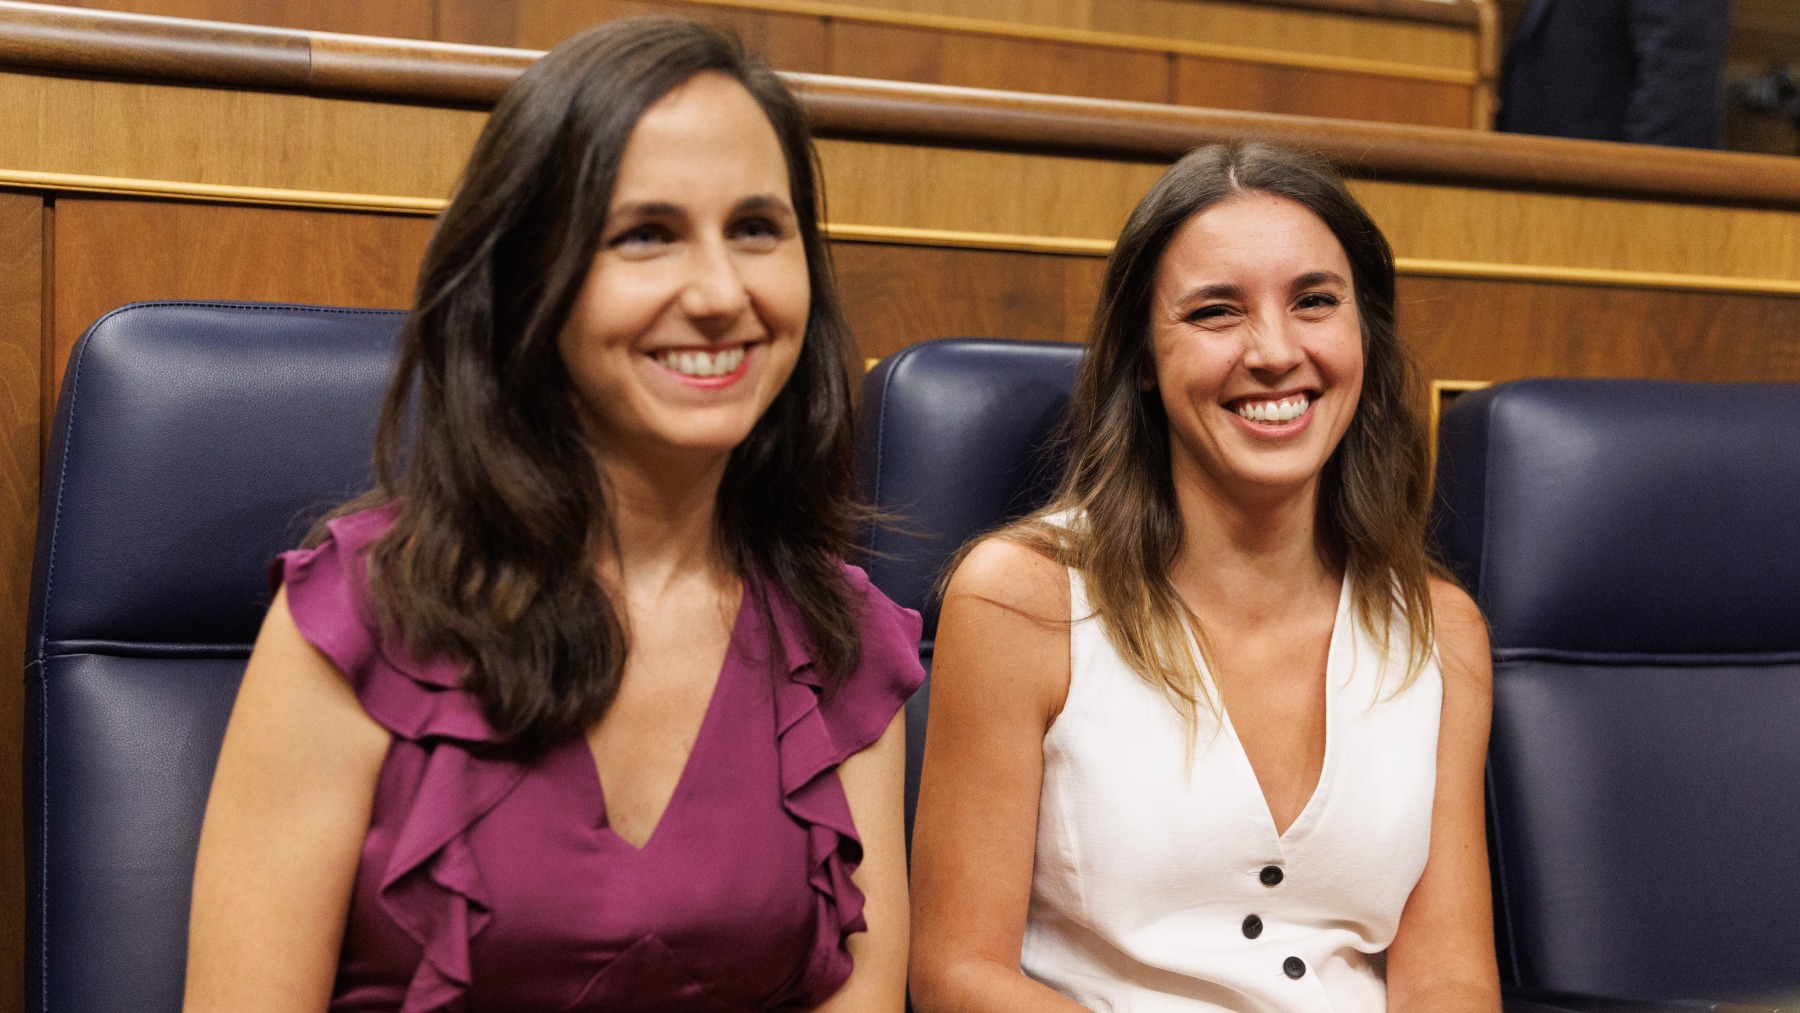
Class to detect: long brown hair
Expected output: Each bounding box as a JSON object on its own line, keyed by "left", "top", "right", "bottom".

{"left": 314, "top": 18, "right": 864, "bottom": 751}
{"left": 997, "top": 140, "right": 1437, "bottom": 724}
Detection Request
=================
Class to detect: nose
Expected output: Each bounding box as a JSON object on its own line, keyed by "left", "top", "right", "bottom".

{"left": 678, "top": 239, "right": 751, "bottom": 333}
{"left": 1240, "top": 313, "right": 1304, "bottom": 376}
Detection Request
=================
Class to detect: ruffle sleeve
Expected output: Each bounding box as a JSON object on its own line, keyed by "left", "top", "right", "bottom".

{"left": 276, "top": 504, "right": 526, "bottom": 1013}
{"left": 768, "top": 563, "right": 925, "bottom": 1005}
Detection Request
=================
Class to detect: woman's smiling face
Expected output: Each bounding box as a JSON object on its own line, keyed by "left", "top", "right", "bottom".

{"left": 1148, "top": 191, "right": 1365, "bottom": 505}
{"left": 557, "top": 71, "right": 809, "bottom": 471}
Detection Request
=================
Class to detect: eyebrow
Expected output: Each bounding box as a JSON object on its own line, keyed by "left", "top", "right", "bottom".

{"left": 1176, "top": 282, "right": 1245, "bottom": 305}
{"left": 607, "top": 194, "right": 794, "bottom": 220}
{"left": 1291, "top": 270, "right": 1349, "bottom": 291}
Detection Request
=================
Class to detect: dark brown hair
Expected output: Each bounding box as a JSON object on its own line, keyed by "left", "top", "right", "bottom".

{"left": 317, "top": 17, "right": 864, "bottom": 751}
{"left": 998, "top": 140, "right": 1437, "bottom": 722}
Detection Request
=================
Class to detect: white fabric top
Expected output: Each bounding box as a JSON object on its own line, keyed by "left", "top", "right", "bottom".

{"left": 1021, "top": 565, "right": 1442, "bottom": 1012}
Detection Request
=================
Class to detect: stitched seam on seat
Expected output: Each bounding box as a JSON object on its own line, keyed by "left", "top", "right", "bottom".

{"left": 38, "top": 667, "right": 48, "bottom": 1013}
{"left": 1486, "top": 759, "right": 1522, "bottom": 987}
{"left": 110, "top": 299, "right": 407, "bottom": 318}
{"left": 865, "top": 343, "right": 908, "bottom": 560}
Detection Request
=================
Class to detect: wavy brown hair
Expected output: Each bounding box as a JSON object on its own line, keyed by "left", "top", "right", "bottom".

{"left": 311, "top": 18, "right": 864, "bottom": 751}
{"left": 996, "top": 140, "right": 1438, "bottom": 724}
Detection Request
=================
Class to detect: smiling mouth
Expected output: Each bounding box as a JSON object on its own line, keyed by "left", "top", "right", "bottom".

{"left": 651, "top": 344, "right": 750, "bottom": 379}
{"left": 1230, "top": 393, "right": 1314, "bottom": 425}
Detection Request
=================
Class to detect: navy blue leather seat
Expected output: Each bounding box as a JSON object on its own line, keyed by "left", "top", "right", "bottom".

{"left": 1433, "top": 378, "right": 1800, "bottom": 1012}
{"left": 855, "top": 337, "right": 1084, "bottom": 841}
{"left": 27, "top": 301, "right": 405, "bottom": 1013}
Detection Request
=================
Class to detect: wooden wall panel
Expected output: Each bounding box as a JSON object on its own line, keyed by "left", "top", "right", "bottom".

{"left": 1175, "top": 55, "right": 1473, "bottom": 127}
{"left": 1355, "top": 179, "right": 1800, "bottom": 284}
{"left": 1401, "top": 275, "right": 1800, "bottom": 385}
{"left": 0, "top": 73, "right": 487, "bottom": 200}
{"left": 833, "top": 0, "right": 1095, "bottom": 31}
{"left": 816, "top": 139, "right": 1167, "bottom": 242}
{"left": 828, "top": 21, "right": 1171, "bottom": 103}
{"left": 1094, "top": 0, "right": 1476, "bottom": 71}
{"left": 444, "top": 0, "right": 829, "bottom": 72}
{"left": 0, "top": 192, "right": 41, "bottom": 1013}
{"left": 832, "top": 241, "right": 1104, "bottom": 356}
{"left": 51, "top": 200, "right": 434, "bottom": 390}
{"left": 53, "top": 0, "right": 433, "bottom": 37}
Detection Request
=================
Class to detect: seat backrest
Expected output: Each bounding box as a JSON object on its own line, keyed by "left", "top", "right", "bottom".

{"left": 855, "top": 337, "right": 1084, "bottom": 840}
{"left": 27, "top": 301, "right": 405, "bottom": 1013}
{"left": 1432, "top": 378, "right": 1800, "bottom": 1004}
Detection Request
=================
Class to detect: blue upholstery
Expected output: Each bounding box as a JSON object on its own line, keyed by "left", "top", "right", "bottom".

{"left": 1432, "top": 378, "right": 1800, "bottom": 1009}
{"left": 27, "top": 301, "right": 405, "bottom": 1012}
{"left": 855, "top": 338, "right": 1084, "bottom": 842}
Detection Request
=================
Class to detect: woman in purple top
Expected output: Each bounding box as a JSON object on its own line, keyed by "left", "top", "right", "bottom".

{"left": 184, "top": 18, "right": 921, "bottom": 1012}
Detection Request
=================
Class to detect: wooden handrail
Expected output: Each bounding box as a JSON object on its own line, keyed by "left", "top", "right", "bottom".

{"left": 0, "top": 1, "right": 1794, "bottom": 208}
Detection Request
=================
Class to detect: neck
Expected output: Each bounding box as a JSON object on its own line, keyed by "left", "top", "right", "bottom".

{"left": 1167, "top": 463, "right": 1338, "bottom": 626}
{"left": 596, "top": 448, "right": 735, "bottom": 601}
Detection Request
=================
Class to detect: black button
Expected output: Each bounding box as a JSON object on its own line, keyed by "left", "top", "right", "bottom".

{"left": 1260, "top": 865, "right": 1284, "bottom": 886}
{"left": 1284, "top": 956, "right": 1306, "bottom": 979}
{"left": 1242, "top": 914, "right": 1263, "bottom": 939}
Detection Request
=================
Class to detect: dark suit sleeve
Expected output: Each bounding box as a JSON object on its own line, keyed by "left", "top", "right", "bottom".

{"left": 1622, "top": 0, "right": 1732, "bottom": 148}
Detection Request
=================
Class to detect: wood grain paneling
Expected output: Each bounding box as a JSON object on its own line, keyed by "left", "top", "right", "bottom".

{"left": 1175, "top": 53, "right": 1472, "bottom": 126}
{"left": 0, "top": 71, "right": 487, "bottom": 199}
{"left": 0, "top": 192, "right": 40, "bottom": 1013}
{"left": 816, "top": 138, "right": 1166, "bottom": 241}
{"left": 1400, "top": 275, "right": 1800, "bottom": 385}
{"left": 1094, "top": 0, "right": 1476, "bottom": 70}
{"left": 486, "top": 0, "right": 830, "bottom": 72}
{"left": 1353, "top": 179, "right": 1800, "bottom": 285}
{"left": 831, "top": 240, "right": 1104, "bottom": 356}
{"left": 50, "top": 200, "right": 434, "bottom": 390}
{"left": 52, "top": 0, "right": 433, "bottom": 37}
{"left": 829, "top": 20, "right": 1170, "bottom": 102}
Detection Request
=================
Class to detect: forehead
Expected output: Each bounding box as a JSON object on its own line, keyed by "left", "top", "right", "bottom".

{"left": 609, "top": 72, "right": 791, "bottom": 204}
{"left": 1155, "top": 192, "right": 1350, "bottom": 290}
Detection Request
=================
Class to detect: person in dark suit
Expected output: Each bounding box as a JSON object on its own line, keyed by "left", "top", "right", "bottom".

{"left": 1498, "top": 0, "right": 1733, "bottom": 148}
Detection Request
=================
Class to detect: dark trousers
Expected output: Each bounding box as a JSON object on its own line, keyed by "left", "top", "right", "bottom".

{"left": 1498, "top": 0, "right": 1733, "bottom": 148}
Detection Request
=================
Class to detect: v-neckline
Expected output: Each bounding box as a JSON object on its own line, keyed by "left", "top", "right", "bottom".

{"left": 585, "top": 588, "right": 751, "bottom": 854}
{"left": 1205, "top": 576, "right": 1349, "bottom": 844}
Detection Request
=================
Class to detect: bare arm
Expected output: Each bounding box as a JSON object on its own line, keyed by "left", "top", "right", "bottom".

{"left": 908, "top": 539, "right": 1085, "bottom": 1012}
{"left": 1385, "top": 580, "right": 1502, "bottom": 1013}
{"left": 814, "top": 711, "right": 910, "bottom": 1012}
{"left": 184, "top": 587, "right": 390, "bottom": 1012}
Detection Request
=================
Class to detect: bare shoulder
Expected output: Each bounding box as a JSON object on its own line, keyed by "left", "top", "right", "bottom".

{"left": 944, "top": 535, "right": 1069, "bottom": 628}
{"left": 1428, "top": 577, "right": 1492, "bottom": 697}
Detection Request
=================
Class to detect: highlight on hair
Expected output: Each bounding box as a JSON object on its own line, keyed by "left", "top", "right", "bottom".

{"left": 309, "top": 17, "right": 865, "bottom": 752}
{"left": 992, "top": 139, "right": 1439, "bottom": 727}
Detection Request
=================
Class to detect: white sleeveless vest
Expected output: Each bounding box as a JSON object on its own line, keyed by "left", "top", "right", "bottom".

{"left": 1021, "top": 566, "right": 1443, "bottom": 1012}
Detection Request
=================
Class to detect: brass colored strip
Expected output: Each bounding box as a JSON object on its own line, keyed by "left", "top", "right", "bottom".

{"left": 1397, "top": 257, "right": 1800, "bottom": 297}
{"left": 0, "top": 169, "right": 446, "bottom": 215}
{"left": 825, "top": 223, "right": 1115, "bottom": 256}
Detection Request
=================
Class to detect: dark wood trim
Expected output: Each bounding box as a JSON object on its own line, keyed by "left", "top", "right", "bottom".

{"left": 1, "top": 1, "right": 1796, "bottom": 209}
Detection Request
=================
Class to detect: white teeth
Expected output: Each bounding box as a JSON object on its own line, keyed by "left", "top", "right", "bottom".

{"left": 1234, "top": 395, "right": 1312, "bottom": 424}
{"left": 656, "top": 346, "right": 747, "bottom": 378}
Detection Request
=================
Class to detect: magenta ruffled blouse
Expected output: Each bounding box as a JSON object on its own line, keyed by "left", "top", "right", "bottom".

{"left": 277, "top": 506, "right": 925, "bottom": 1012}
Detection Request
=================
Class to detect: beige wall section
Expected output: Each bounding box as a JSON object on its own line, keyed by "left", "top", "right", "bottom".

{"left": 0, "top": 72, "right": 487, "bottom": 199}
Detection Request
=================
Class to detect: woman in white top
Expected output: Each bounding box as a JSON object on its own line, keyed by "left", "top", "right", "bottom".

{"left": 908, "top": 141, "right": 1499, "bottom": 1011}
